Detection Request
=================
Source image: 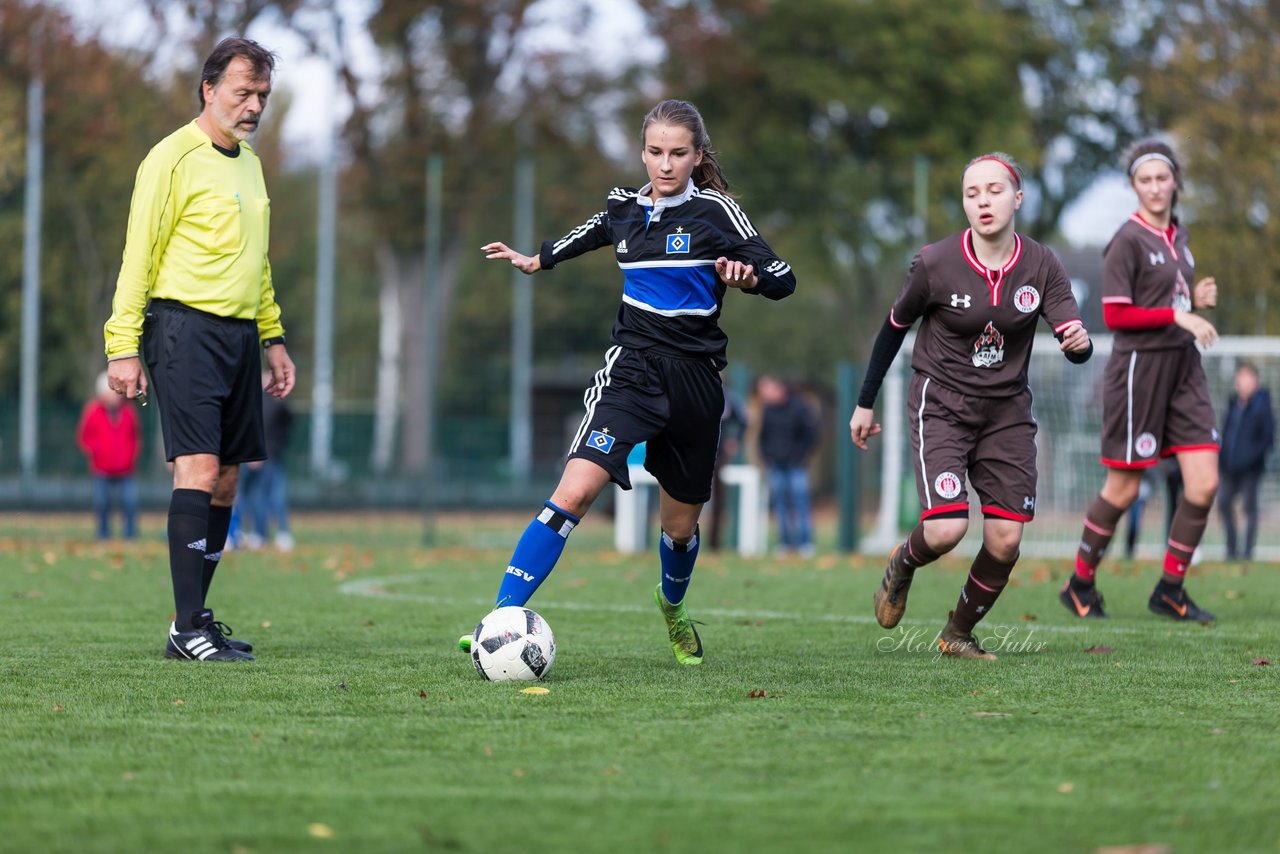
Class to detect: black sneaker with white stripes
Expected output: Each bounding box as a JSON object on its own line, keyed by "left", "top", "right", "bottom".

{"left": 164, "top": 609, "right": 254, "bottom": 661}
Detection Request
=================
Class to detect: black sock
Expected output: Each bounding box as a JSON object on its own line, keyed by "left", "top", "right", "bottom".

{"left": 202, "top": 504, "right": 233, "bottom": 604}
{"left": 169, "top": 489, "right": 212, "bottom": 631}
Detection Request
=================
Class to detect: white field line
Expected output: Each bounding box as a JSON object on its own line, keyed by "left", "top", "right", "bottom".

{"left": 337, "top": 575, "right": 1244, "bottom": 638}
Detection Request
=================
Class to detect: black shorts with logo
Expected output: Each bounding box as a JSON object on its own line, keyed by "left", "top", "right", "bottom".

{"left": 142, "top": 299, "right": 265, "bottom": 464}
{"left": 567, "top": 346, "right": 723, "bottom": 505}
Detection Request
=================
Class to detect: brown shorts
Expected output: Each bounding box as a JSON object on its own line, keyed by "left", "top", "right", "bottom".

{"left": 1099, "top": 345, "right": 1218, "bottom": 469}
{"left": 907, "top": 373, "right": 1039, "bottom": 523}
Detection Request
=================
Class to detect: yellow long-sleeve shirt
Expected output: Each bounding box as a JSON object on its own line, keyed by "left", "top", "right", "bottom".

{"left": 104, "top": 120, "right": 285, "bottom": 358}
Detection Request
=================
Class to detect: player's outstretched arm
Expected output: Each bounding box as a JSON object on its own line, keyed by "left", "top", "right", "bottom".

{"left": 482, "top": 242, "right": 541, "bottom": 275}
{"left": 849, "top": 406, "right": 882, "bottom": 451}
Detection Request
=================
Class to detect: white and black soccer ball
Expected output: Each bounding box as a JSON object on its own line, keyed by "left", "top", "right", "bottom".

{"left": 470, "top": 606, "right": 556, "bottom": 682}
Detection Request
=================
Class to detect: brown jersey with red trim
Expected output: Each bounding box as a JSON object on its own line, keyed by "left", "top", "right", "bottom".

{"left": 890, "top": 229, "right": 1083, "bottom": 398}
{"left": 1101, "top": 215, "right": 1196, "bottom": 352}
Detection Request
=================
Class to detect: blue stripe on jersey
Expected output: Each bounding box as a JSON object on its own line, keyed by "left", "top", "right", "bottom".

{"left": 621, "top": 263, "right": 719, "bottom": 316}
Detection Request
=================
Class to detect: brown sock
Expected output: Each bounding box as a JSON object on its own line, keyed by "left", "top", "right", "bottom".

{"left": 1163, "top": 499, "right": 1211, "bottom": 584}
{"left": 1075, "top": 495, "right": 1124, "bottom": 583}
{"left": 950, "top": 546, "right": 1016, "bottom": 634}
{"left": 896, "top": 524, "right": 944, "bottom": 573}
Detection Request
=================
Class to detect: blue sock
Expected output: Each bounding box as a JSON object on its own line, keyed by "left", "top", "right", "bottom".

{"left": 660, "top": 526, "right": 699, "bottom": 605}
{"left": 495, "top": 502, "right": 579, "bottom": 608}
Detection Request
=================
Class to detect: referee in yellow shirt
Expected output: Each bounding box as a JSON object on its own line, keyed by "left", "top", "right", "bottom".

{"left": 104, "top": 37, "right": 296, "bottom": 662}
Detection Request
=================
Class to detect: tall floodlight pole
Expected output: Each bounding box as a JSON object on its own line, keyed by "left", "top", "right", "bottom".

{"left": 422, "top": 153, "right": 444, "bottom": 544}
{"left": 310, "top": 81, "right": 338, "bottom": 478}
{"left": 914, "top": 154, "right": 928, "bottom": 245}
{"left": 20, "top": 73, "right": 45, "bottom": 490}
{"left": 510, "top": 126, "right": 535, "bottom": 481}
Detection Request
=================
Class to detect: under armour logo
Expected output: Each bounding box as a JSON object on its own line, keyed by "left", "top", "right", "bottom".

{"left": 1023, "top": 496, "right": 1036, "bottom": 510}
{"left": 951, "top": 294, "right": 972, "bottom": 308}
{"left": 1149, "top": 251, "right": 1166, "bottom": 265}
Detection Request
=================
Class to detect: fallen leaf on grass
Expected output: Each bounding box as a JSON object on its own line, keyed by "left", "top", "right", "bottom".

{"left": 1224, "top": 590, "right": 1243, "bottom": 600}
{"left": 521, "top": 686, "right": 550, "bottom": 695}
{"left": 512, "top": 767, "right": 526, "bottom": 777}
{"left": 121, "top": 772, "right": 135, "bottom": 782}
{"left": 1020, "top": 613, "right": 1037, "bottom": 622}
{"left": 1210, "top": 728, "right": 1224, "bottom": 734}
{"left": 747, "top": 689, "right": 768, "bottom": 698}
{"left": 418, "top": 689, "right": 428, "bottom": 699}
{"left": 1084, "top": 645, "right": 1114, "bottom": 654}
{"left": 1057, "top": 781, "right": 1074, "bottom": 794}
{"left": 483, "top": 746, "right": 493, "bottom": 756}
{"left": 1252, "top": 658, "right": 1270, "bottom": 666}
{"left": 259, "top": 621, "right": 272, "bottom": 629}
{"left": 973, "top": 711, "right": 1010, "bottom": 717}
{"left": 361, "top": 620, "right": 375, "bottom": 628}
{"left": 172, "top": 699, "right": 185, "bottom": 706}
{"left": 602, "top": 765, "right": 621, "bottom": 776}
{"left": 337, "top": 682, "right": 346, "bottom": 690}
{"left": 1094, "top": 845, "right": 1172, "bottom": 854}
{"left": 53, "top": 704, "right": 64, "bottom": 713}
{"left": 307, "top": 823, "right": 335, "bottom": 839}
{"left": 737, "top": 620, "right": 764, "bottom": 627}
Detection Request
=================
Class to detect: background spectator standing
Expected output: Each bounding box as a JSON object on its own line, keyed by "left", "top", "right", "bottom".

{"left": 1218, "top": 362, "right": 1275, "bottom": 560}
{"left": 76, "top": 372, "right": 142, "bottom": 539}
{"left": 238, "top": 374, "right": 296, "bottom": 551}
{"left": 757, "top": 374, "right": 820, "bottom": 557}
{"left": 706, "top": 373, "right": 748, "bottom": 551}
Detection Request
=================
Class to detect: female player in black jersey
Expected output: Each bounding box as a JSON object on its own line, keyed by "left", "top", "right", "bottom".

{"left": 465, "top": 99, "right": 796, "bottom": 666}
{"left": 850, "top": 152, "right": 1093, "bottom": 660}
{"left": 1062, "top": 140, "right": 1220, "bottom": 623}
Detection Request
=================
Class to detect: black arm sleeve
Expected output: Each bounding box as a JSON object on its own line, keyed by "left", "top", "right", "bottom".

{"left": 857, "top": 316, "right": 911, "bottom": 409}
{"left": 1055, "top": 332, "right": 1094, "bottom": 365}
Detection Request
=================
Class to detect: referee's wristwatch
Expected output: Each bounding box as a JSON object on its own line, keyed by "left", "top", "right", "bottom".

{"left": 261, "top": 335, "right": 287, "bottom": 349}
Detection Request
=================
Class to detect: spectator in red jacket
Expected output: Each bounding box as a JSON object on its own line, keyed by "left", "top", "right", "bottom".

{"left": 76, "top": 372, "right": 143, "bottom": 539}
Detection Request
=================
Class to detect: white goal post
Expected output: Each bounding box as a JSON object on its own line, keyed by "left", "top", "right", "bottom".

{"left": 866, "top": 335, "right": 1280, "bottom": 560}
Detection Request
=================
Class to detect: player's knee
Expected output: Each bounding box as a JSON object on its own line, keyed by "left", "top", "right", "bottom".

{"left": 923, "top": 518, "right": 968, "bottom": 552}
{"left": 1102, "top": 474, "right": 1142, "bottom": 508}
{"left": 1185, "top": 472, "right": 1219, "bottom": 506}
{"left": 662, "top": 520, "right": 698, "bottom": 544}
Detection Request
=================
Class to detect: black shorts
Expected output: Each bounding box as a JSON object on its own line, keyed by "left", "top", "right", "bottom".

{"left": 142, "top": 299, "right": 265, "bottom": 464}
{"left": 908, "top": 373, "right": 1039, "bottom": 522}
{"left": 567, "top": 346, "right": 723, "bottom": 505}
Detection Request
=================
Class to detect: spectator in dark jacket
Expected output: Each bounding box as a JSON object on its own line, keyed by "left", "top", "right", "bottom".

{"left": 76, "top": 372, "right": 143, "bottom": 539}
{"left": 757, "top": 374, "right": 820, "bottom": 556}
{"left": 1218, "top": 362, "right": 1274, "bottom": 560}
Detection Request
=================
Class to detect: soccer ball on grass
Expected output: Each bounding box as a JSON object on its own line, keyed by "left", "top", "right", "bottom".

{"left": 470, "top": 606, "right": 556, "bottom": 681}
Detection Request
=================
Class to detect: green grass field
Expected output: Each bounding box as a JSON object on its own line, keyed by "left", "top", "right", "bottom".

{"left": 2, "top": 511, "right": 1277, "bottom": 853}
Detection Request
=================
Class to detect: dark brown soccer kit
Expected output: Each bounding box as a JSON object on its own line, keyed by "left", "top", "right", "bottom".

{"left": 890, "top": 230, "right": 1084, "bottom": 521}
{"left": 1098, "top": 215, "right": 1219, "bottom": 468}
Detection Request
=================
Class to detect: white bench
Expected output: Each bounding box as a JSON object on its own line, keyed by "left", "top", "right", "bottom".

{"left": 614, "top": 463, "right": 768, "bottom": 556}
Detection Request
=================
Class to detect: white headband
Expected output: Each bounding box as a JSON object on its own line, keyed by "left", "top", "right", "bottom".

{"left": 1129, "top": 152, "right": 1176, "bottom": 176}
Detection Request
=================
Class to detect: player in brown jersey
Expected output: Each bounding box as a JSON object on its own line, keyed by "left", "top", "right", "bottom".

{"left": 1063, "top": 140, "right": 1220, "bottom": 623}
{"left": 850, "top": 153, "right": 1093, "bottom": 660}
